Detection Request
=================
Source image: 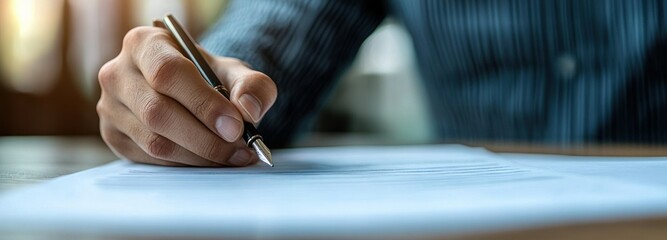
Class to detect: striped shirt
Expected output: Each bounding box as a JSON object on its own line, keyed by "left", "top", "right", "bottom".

{"left": 201, "top": 0, "right": 667, "bottom": 147}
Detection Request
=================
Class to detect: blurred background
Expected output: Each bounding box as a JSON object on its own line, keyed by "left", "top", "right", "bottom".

{"left": 0, "top": 0, "right": 432, "bottom": 145}
{"left": 0, "top": 0, "right": 225, "bottom": 134}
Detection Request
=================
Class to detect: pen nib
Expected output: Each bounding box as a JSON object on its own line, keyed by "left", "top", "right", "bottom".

{"left": 252, "top": 139, "right": 273, "bottom": 167}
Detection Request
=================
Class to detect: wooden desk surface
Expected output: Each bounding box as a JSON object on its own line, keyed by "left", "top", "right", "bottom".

{"left": 473, "top": 142, "right": 667, "bottom": 157}
{"left": 0, "top": 136, "right": 117, "bottom": 192}
{"left": 1, "top": 136, "right": 667, "bottom": 240}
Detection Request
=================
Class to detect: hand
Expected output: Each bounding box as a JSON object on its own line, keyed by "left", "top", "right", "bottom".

{"left": 97, "top": 26, "right": 277, "bottom": 167}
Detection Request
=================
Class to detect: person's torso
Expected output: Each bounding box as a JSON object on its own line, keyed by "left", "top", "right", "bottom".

{"left": 389, "top": 0, "right": 667, "bottom": 144}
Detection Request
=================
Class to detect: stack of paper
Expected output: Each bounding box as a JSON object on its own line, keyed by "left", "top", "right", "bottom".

{"left": 1, "top": 145, "right": 667, "bottom": 238}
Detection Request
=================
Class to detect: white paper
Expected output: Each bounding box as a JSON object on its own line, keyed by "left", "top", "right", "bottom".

{"left": 504, "top": 153, "right": 667, "bottom": 187}
{"left": 1, "top": 145, "right": 667, "bottom": 238}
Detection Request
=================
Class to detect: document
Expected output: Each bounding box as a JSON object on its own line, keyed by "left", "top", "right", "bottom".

{"left": 1, "top": 145, "right": 667, "bottom": 238}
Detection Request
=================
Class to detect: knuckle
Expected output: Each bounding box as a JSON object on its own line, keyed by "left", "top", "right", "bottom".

{"left": 123, "top": 26, "right": 152, "bottom": 49}
{"left": 141, "top": 96, "right": 172, "bottom": 130}
{"left": 147, "top": 54, "right": 188, "bottom": 92}
{"left": 145, "top": 30, "right": 171, "bottom": 43}
{"left": 96, "top": 95, "right": 116, "bottom": 121}
{"left": 95, "top": 98, "right": 107, "bottom": 117}
{"left": 190, "top": 94, "right": 213, "bottom": 119}
{"left": 97, "top": 59, "right": 117, "bottom": 90}
{"left": 145, "top": 134, "right": 176, "bottom": 159}
{"left": 202, "top": 140, "right": 227, "bottom": 161}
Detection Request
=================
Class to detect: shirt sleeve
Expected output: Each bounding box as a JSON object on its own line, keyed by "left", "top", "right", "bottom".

{"left": 200, "top": 0, "right": 387, "bottom": 147}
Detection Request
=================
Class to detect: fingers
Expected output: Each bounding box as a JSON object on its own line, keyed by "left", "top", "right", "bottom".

{"left": 99, "top": 102, "right": 227, "bottom": 167}
{"left": 99, "top": 124, "right": 186, "bottom": 167}
{"left": 101, "top": 64, "right": 254, "bottom": 166}
{"left": 98, "top": 89, "right": 257, "bottom": 167}
{"left": 99, "top": 101, "right": 184, "bottom": 167}
{"left": 124, "top": 26, "right": 245, "bottom": 142}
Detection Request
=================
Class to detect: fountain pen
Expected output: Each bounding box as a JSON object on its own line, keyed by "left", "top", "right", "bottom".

{"left": 161, "top": 14, "right": 273, "bottom": 167}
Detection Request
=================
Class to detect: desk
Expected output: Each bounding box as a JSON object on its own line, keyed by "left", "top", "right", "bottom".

{"left": 1, "top": 136, "right": 667, "bottom": 240}
{"left": 0, "top": 136, "right": 117, "bottom": 192}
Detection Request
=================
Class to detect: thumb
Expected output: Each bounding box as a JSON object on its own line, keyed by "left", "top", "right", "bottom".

{"left": 214, "top": 58, "right": 277, "bottom": 124}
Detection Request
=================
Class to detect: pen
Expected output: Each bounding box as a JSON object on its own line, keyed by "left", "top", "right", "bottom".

{"left": 161, "top": 14, "right": 273, "bottom": 167}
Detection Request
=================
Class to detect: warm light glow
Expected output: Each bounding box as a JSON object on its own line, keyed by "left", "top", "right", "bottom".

{"left": 14, "top": 0, "right": 37, "bottom": 39}
{"left": 0, "top": 0, "right": 63, "bottom": 94}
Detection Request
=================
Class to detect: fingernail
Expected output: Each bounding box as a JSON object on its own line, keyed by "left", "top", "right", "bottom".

{"left": 216, "top": 115, "right": 243, "bottom": 142}
{"left": 239, "top": 94, "right": 262, "bottom": 123}
{"left": 230, "top": 149, "right": 252, "bottom": 166}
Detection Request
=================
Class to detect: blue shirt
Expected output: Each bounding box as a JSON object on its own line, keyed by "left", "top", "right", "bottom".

{"left": 201, "top": 0, "right": 667, "bottom": 147}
